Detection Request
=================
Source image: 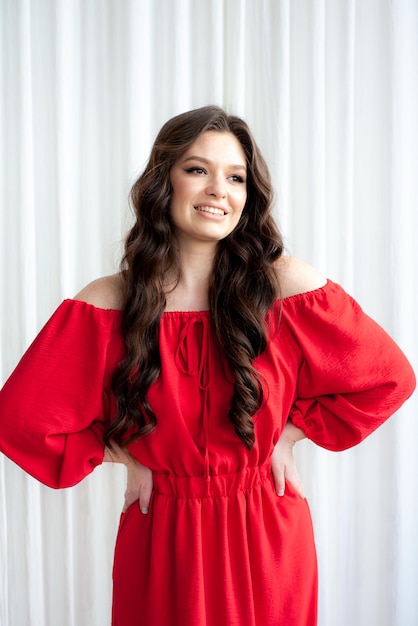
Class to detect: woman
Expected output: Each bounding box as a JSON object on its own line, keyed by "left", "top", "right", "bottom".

{"left": 0, "top": 105, "right": 415, "bottom": 625}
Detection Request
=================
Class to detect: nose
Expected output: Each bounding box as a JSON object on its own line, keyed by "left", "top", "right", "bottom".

{"left": 205, "top": 174, "right": 226, "bottom": 198}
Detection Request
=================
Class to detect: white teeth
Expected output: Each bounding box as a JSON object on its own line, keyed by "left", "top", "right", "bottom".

{"left": 194, "top": 206, "right": 225, "bottom": 216}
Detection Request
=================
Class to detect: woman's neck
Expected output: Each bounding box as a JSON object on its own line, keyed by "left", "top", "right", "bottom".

{"left": 164, "top": 241, "right": 216, "bottom": 311}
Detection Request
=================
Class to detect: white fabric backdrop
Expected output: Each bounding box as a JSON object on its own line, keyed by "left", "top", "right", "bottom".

{"left": 1, "top": 1, "right": 417, "bottom": 624}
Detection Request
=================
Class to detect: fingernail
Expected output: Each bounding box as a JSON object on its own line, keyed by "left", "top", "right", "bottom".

{"left": 140, "top": 506, "right": 149, "bottom": 515}
{"left": 277, "top": 489, "right": 285, "bottom": 497}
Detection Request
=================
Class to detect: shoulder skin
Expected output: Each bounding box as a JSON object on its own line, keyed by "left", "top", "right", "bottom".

{"left": 73, "top": 258, "right": 326, "bottom": 310}
{"left": 74, "top": 274, "right": 124, "bottom": 310}
{"left": 275, "top": 256, "right": 327, "bottom": 299}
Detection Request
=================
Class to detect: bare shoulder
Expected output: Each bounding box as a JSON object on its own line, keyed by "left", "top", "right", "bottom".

{"left": 73, "top": 274, "right": 124, "bottom": 310}
{"left": 275, "top": 256, "right": 327, "bottom": 299}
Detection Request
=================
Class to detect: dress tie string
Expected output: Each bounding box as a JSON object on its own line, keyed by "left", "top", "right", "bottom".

{"left": 175, "top": 315, "right": 211, "bottom": 390}
{"left": 174, "top": 314, "right": 212, "bottom": 493}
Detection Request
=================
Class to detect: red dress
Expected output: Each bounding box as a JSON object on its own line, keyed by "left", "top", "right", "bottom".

{"left": 0, "top": 281, "right": 415, "bottom": 625}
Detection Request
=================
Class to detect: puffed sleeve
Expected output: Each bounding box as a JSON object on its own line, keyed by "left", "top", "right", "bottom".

{"left": 0, "top": 300, "right": 124, "bottom": 488}
{"left": 283, "top": 281, "right": 416, "bottom": 451}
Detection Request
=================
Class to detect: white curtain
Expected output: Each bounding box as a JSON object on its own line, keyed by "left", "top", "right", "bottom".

{"left": 1, "top": 1, "right": 417, "bottom": 624}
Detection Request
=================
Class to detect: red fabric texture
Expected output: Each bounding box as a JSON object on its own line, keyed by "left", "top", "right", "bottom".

{"left": 0, "top": 281, "right": 415, "bottom": 625}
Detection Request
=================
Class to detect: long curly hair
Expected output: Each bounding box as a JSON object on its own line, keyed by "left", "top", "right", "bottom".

{"left": 105, "top": 105, "right": 284, "bottom": 450}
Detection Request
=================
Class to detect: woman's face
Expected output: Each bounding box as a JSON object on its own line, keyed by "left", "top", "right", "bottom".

{"left": 169, "top": 131, "right": 248, "bottom": 247}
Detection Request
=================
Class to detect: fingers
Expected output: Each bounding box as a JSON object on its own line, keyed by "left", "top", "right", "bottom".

{"left": 271, "top": 458, "right": 306, "bottom": 499}
{"left": 139, "top": 473, "right": 153, "bottom": 515}
{"left": 271, "top": 431, "right": 306, "bottom": 500}
{"left": 122, "top": 461, "right": 153, "bottom": 514}
{"left": 271, "top": 463, "right": 285, "bottom": 497}
{"left": 294, "top": 474, "right": 306, "bottom": 499}
{"left": 272, "top": 468, "right": 306, "bottom": 499}
{"left": 288, "top": 472, "right": 306, "bottom": 499}
{"left": 122, "top": 485, "right": 138, "bottom": 513}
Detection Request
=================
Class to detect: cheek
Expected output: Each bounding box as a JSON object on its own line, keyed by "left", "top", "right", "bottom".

{"left": 231, "top": 192, "right": 248, "bottom": 228}
{"left": 170, "top": 179, "right": 185, "bottom": 204}
{"left": 234, "top": 189, "right": 247, "bottom": 214}
{"left": 170, "top": 173, "right": 201, "bottom": 204}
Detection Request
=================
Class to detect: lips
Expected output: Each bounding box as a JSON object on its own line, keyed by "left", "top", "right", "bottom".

{"left": 194, "top": 205, "right": 225, "bottom": 216}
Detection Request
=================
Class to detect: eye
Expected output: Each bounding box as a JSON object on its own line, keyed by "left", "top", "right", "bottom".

{"left": 185, "top": 166, "right": 207, "bottom": 175}
{"left": 229, "top": 174, "right": 246, "bottom": 183}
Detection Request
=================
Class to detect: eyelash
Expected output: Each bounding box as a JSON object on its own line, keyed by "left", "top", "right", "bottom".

{"left": 184, "top": 167, "right": 245, "bottom": 183}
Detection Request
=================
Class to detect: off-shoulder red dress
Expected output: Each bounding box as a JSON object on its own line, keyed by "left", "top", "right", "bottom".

{"left": 0, "top": 281, "right": 415, "bottom": 625}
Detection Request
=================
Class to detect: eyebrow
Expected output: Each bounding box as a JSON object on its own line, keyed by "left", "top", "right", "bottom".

{"left": 181, "top": 156, "right": 247, "bottom": 171}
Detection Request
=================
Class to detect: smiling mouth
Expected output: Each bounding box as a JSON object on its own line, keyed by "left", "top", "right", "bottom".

{"left": 194, "top": 205, "right": 225, "bottom": 216}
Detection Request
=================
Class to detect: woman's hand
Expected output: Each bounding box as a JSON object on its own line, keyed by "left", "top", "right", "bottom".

{"left": 271, "top": 421, "right": 306, "bottom": 499}
{"left": 123, "top": 455, "right": 153, "bottom": 514}
{"left": 104, "top": 441, "right": 153, "bottom": 514}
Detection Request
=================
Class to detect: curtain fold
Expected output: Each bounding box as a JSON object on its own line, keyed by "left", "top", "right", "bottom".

{"left": 1, "top": 1, "right": 417, "bottom": 624}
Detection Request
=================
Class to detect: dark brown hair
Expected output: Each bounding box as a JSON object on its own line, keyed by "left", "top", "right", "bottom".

{"left": 105, "top": 105, "right": 284, "bottom": 449}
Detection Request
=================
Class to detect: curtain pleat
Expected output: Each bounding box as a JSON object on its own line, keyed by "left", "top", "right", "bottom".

{"left": 1, "top": 1, "right": 417, "bottom": 624}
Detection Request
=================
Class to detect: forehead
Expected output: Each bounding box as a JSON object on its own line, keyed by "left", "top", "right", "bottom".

{"left": 180, "top": 131, "right": 247, "bottom": 166}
